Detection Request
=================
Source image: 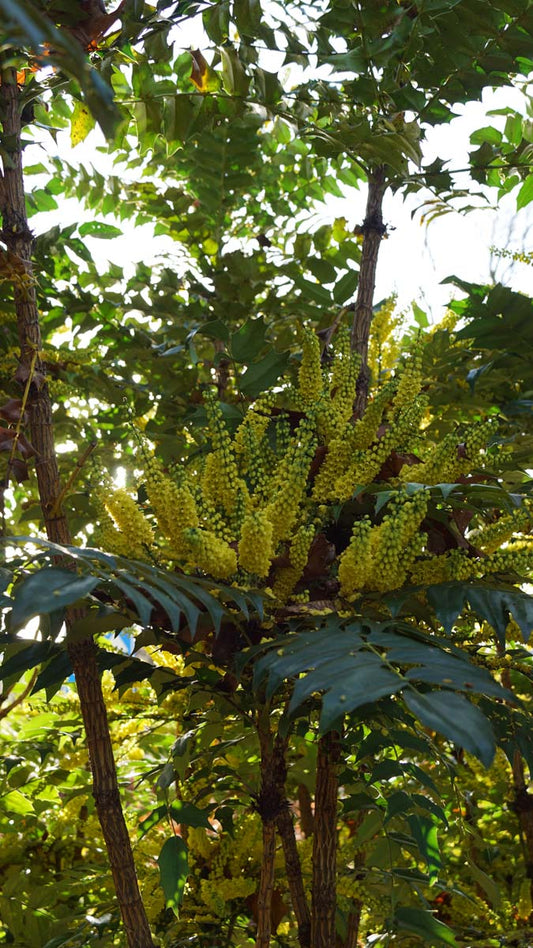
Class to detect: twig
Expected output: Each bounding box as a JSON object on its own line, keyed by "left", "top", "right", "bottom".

{"left": 0, "top": 669, "right": 38, "bottom": 721}
{"left": 6, "top": 348, "right": 37, "bottom": 479}
{"left": 49, "top": 440, "right": 97, "bottom": 518}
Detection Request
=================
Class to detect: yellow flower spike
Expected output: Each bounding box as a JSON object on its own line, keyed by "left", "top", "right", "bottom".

{"left": 204, "top": 390, "right": 250, "bottom": 518}
{"left": 364, "top": 491, "right": 428, "bottom": 592}
{"left": 98, "top": 487, "right": 154, "bottom": 559}
{"left": 338, "top": 517, "right": 372, "bottom": 598}
{"left": 238, "top": 509, "right": 274, "bottom": 577}
{"left": 144, "top": 456, "right": 198, "bottom": 553}
{"left": 272, "top": 523, "right": 315, "bottom": 602}
{"left": 183, "top": 527, "right": 237, "bottom": 579}
{"left": 392, "top": 346, "right": 424, "bottom": 413}
{"left": 298, "top": 325, "right": 323, "bottom": 407}
{"left": 472, "top": 507, "right": 532, "bottom": 555}
{"left": 350, "top": 381, "right": 396, "bottom": 451}
{"left": 368, "top": 294, "right": 402, "bottom": 380}
{"left": 318, "top": 327, "right": 360, "bottom": 440}
{"left": 266, "top": 415, "right": 317, "bottom": 543}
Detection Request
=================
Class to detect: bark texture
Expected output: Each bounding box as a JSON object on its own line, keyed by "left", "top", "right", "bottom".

{"left": 311, "top": 732, "right": 341, "bottom": 948}
{"left": 255, "top": 713, "right": 283, "bottom": 948}
{"left": 0, "top": 65, "right": 154, "bottom": 948}
{"left": 277, "top": 806, "right": 311, "bottom": 948}
{"left": 502, "top": 666, "right": 533, "bottom": 904}
{"left": 351, "top": 166, "right": 388, "bottom": 416}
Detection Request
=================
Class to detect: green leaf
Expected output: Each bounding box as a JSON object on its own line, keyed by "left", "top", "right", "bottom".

{"left": 407, "top": 815, "right": 441, "bottom": 884}
{"left": 467, "top": 857, "right": 501, "bottom": 908}
{"left": 1, "top": 789, "right": 34, "bottom": 815}
{"left": 195, "top": 320, "right": 230, "bottom": 342}
{"left": 426, "top": 582, "right": 533, "bottom": 644}
{"left": 333, "top": 269, "right": 358, "bottom": 304}
{"left": 239, "top": 350, "right": 290, "bottom": 398}
{"left": 395, "top": 907, "right": 458, "bottom": 946}
{"left": 78, "top": 221, "right": 123, "bottom": 239}
{"left": 158, "top": 836, "right": 189, "bottom": 915}
{"left": 170, "top": 800, "right": 213, "bottom": 830}
{"left": 230, "top": 317, "right": 267, "bottom": 362}
{"left": 470, "top": 125, "right": 502, "bottom": 146}
{"left": 11, "top": 568, "right": 98, "bottom": 630}
{"left": 0, "top": 640, "right": 56, "bottom": 682}
{"left": 404, "top": 691, "right": 495, "bottom": 766}
{"left": 517, "top": 174, "right": 533, "bottom": 210}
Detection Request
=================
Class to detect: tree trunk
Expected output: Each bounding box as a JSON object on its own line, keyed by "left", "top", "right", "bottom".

{"left": 0, "top": 64, "right": 155, "bottom": 948}
{"left": 311, "top": 732, "right": 341, "bottom": 948}
{"left": 277, "top": 806, "right": 311, "bottom": 948}
{"left": 351, "top": 166, "right": 388, "bottom": 416}
{"left": 255, "top": 710, "right": 281, "bottom": 948}
{"left": 501, "top": 666, "right": 533, "bottom": 905}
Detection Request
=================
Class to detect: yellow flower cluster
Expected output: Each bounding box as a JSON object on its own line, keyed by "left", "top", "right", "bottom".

{"left": 337, "top": 517, "right": 372, "bottom": 597}
{"left": 183, "top": 526, "right": 237, "bottom": 579}
{"left": 238, "top": 509, "right": 274, "bottom": 577}
{"left": 264, "top": 415, "right": 317, "bottom": 544}
{"left": 203, "top": 391, "right": 249, "bottom": 521}
{"left": 94, "top": 486, "right": 153, "bottom": 559}
{"left": 298, "top": 325, "right": 323, "bottom": 406}
{"left": 144, "top": 456, "right": 198, "bottom": 555}
{"left": 472, "top": 505, "right": 532, "bottom": 554}
{"left": 339, "top": 491, "right": 428, "bottom": 596}
{"left": 415, "top": 538, "right": 533, "bottom": 587}
{"left": 407, "top": 418, "right": 498, "bottom": 485}
{"left": 92, "top": 323, "right": 524, "bottom": 605}
{"left": 272, "top": 523, "right": 315, "bottom": 602}
{"left": 392, "top": 347, "right": 423, "bottom": 410}
{"left": 317, "top": 328, "right": 360, "bottom": 441}
{"left": 368, "top": 294, "right": 402, "bottom": 380}
{"left": 233, "top": 396, "right": 275, "bottom": 498}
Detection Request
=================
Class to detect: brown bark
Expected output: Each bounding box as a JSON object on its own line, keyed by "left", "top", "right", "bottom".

{"left": 502, "top": 666, "right": 533, "bottom": 905}
{"left": 277, "top": 806, "right": 311, "bottom": 948}
{"left": 351, "top": 166, "right": 388, "bottom": 416}
{"left": 255, "top": 711, "right": 282, "bottom": 948}
{"left": 0, "top": 65, "right": 154, "bottom": 948}
{"left": 298, "top": 782, "right": 315, "bottom": 838}
{"left": 343, "top": 906, "right": 362, "bottom": 948}
{"left": 311, "top": 732, "right": 341, "bottom": 948}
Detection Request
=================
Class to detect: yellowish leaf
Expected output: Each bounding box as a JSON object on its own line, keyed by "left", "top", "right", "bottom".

{"left": 70, "top": 100, "right": 95, "bottom": 148}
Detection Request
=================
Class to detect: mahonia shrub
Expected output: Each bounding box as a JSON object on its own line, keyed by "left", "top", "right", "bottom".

{"left": 93, "top": 324, "right": 533, "bottom": 607}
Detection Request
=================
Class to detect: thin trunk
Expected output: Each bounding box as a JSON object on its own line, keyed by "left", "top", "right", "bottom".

{"left": 343, "top": 906, "right": 362, "bottom": 948}
{"left": 311, "top": 732, "right": 341, "bottom": 948}
{"left": 255, "top": 710, "right": 281, "bottom": 948}
{"left": 298, "top": 782, "right": 315, "bottom": 838}
{"left": 502, "top": 666, "right": 533, "bottom": 905}
{"left": 0, "top": 66, "right": 154, "bottom": 948}
{"left": 277, "top": 808, "right": 311, "bottom": 948}
{"left": 351, "top": 166, "right": 388, "bottom": 416}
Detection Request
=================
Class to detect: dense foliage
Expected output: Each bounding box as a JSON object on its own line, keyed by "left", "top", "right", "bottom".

{"left": 2, "top": 2, "right": 533, "bottom": 947}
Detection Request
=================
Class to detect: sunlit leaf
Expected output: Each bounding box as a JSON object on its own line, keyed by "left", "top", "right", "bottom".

{"left": 158, "top": 836, "right": 189, "bottom": 915}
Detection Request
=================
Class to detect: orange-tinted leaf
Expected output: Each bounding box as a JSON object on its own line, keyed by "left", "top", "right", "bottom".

{"left": 189, "top": 49, "right": 220, "bottom": 94}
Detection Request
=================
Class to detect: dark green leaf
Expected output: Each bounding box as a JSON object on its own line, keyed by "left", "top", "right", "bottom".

{"left": 158, "top": 836, "right": 189, "bottom": 914}
{"left": 230, "top": 317, "right": 267, "bottom": 363}
{"left": 239, "top": 350, "right": 290, "bottom": 398}
{"left": 404, "top": 691, "right": 495, "bottom": 766}
{"left": 11, "top": 568, "right": 98, "bottom": 630}
{"left": 395, "top": 907, "right": 458, "bottom": 946}
{"left": 407, "top": 814, "right": 441, "bottom": 884}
